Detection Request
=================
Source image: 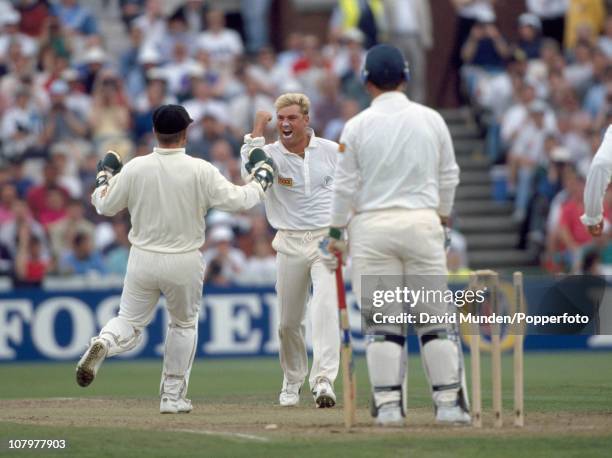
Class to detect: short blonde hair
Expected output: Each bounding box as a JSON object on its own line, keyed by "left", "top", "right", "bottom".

{"left": 274, "top": 93, "right": 310, "bottom": 115}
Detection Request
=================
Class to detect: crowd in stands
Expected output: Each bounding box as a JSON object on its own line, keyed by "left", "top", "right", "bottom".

{"left": 0, "top": 0, "right": 393, "bottom": 287}
{"left": 1, "top": 0, "right": 611, "bottom": 289}
{"left": 460, "top": 0, "right": 612, "bottom": 274}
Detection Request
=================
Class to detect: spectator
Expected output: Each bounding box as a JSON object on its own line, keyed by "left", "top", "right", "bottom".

{"left": 247, "top": 47, "right": 293, "bottom": 98}
{"left": 102, "top": 217, "right": 131, "bottom": 276}
{"left": 598, "top": 15, "right": 612, "bottom": 57}
{"left": 203, "top": 225, "right": 245, "bottom": 284}
{"left": 383, "top": 0, "right": 433, "bottom": 104}
{"left": 132, "top": 0, "right": 167, "bottom": 52}
{"left": 16, "top": 0, "right": 53, "bottom": 39}
{"left": 449, "top": 0, "right": 496, "bottom": 103}
{"left": 460, "top": 10, "right": 511, "bottom": 99}
{"left": 40, "top": 79, "right": 89, "bottom": 146}
{"left": 118, "top": 0, "right": 145, "bottom": 30}
{"left": 187, "top": 106, "right": 239, "bottom": 160}
{"left": 51, "top": 0, "right": 98, "bottom": 36}
{"left": 0, "top": 85, "right": 44, "bottom": 160}
{"left": 196, "top": 9, "right": 244, "bottom": 73}
{"left": 14, "top": 227, "right": 49, "bottom": 286}
{"left": 228, "top": 73, "right": 275, "bottom": 136}
{"left": 516, "top": 13, "right": 543, "bottom": 59}
{"left": 0, "top": 200, "right": 49, "bottom": 262}
{"left": 26, "top": 161, "right": 70, "bottom": 224}
{"left": 236, "top": 237, "right": 276, "bottom": 285}
{"left": 323, "top": 97, "right": 361, "bottom": 141}
{"left": 330, "top": 0, "right": 386, "bottom": 49}
{"left": 312, "top": 73, "right": 342, "bottom": 135}
{"left": 507, "top": 100, "right": 556, "bottom": 222}
{"left": 0, "top": 8, "right": 38, "bottom": 58}
{"left": 48, "top": 198, "right": 95, "bottom": 260}
{"left": 564, "top": 0, "right": 605, "bottom": 50}
{"left": 172, "top": 0, "right": 207, "bottom": 36}
{"left": 88, "top": 73, "right": 131, "bottom": 150}
{"left": 527, "top": 0, "right": 568, "bottom": 45}
{"left": 59, "top": 231, "right": 107, "bottom": 275}
{"left": 6, "top": 157, "right": 34, "bottom": 199}
{"left": 240, "top": 0, "right": 272, "bottom": 54}
{"left": 0, "top": 183, "right": 19, "bottom": 224}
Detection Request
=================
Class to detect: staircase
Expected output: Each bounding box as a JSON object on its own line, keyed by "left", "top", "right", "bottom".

{"left": 440, "top": 109, "right": 538, "bottom": 272}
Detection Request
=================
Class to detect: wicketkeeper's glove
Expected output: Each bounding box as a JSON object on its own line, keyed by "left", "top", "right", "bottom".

{"left": 318, "top": 227, "right": 347, "bottom": 272}
{"left": 252, "top": 159, "right": 276, "bottom": 192}
{"left": 95, "top": 150, "right": 123, "bottom": 188}
{"left": 245, "top": 147, "right": 274, "bottom": 175}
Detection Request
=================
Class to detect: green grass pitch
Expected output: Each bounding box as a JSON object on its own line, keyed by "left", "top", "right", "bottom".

{"left": 1, "top": 352, "right": 611, "bottom": 457}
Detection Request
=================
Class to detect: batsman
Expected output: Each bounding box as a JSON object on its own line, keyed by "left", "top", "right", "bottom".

{"left": 319, "top": 45, "right": 470, "bottom": 426}
{"left": 241, "top": 93, "right": 340, "bottom": 408}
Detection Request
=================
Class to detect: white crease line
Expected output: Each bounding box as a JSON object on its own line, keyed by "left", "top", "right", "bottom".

{"left": 172, "top": 428, "right": 270, "bottom": 442}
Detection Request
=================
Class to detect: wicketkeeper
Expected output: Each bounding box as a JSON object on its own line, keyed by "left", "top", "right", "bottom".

{"left": 76, "top": 104, "right": 275, "bottom": 413}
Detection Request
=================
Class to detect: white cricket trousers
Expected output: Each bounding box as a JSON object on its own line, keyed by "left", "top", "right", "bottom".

{"left": 98, "top": 246, "right": 205, "bottom": 398}
{"left": 348, "top": 208, "right": 449, "bottom": 335}
{"left": 272, "top": 228, "right": 340, "bottom": 389}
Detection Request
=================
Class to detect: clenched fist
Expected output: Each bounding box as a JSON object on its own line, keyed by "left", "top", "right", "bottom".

{"left": 252, "top": 110, "right": 273, "bottom": 137}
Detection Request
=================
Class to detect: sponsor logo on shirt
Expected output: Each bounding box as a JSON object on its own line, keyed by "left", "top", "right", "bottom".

{"left": 278, "top": 176, "right": 293, "bottom": 187}
{"left": 338, "top": 143, "right": 346, "bottom": 153}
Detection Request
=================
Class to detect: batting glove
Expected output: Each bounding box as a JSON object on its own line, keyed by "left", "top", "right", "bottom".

{"left": 318, "top": 228, "right": 347, "bottom": 272}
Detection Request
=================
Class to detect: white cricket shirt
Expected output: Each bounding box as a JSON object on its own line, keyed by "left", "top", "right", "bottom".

{"left": 241, "top": 129, "right": 338, "bottom": 230}
{"left": 92, "top": 147, "right": 264, "bottom": 253}
{"left": 581, "top": 125, "right": 612, "bottom": 226}
{"left": 331, "top": 91, "right": 460, "bottom": 227}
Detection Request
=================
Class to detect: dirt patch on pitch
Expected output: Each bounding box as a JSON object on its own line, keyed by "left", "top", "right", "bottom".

{"left": 1, "top": 398, "right": 611, "bottom": 440}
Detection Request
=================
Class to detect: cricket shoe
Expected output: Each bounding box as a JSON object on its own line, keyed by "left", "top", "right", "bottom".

{"left": 279, "top": 379, "right": 301, "bottom": 407}
{"left": 375, "top": 402, "right": 405, "bottom": 427}
{"left": 436, "top": 404, "right": 471, "bottom": 425}
{"left": 160, "top": 396, "right": 192, "bottom": 414}
{"left": 76, "top": 339, "right": 108, "bottom": 387}
{"left": 312, "top": 377, "right": 336, "bottom": 408}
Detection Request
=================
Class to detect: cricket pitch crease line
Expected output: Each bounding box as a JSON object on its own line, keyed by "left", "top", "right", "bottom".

{"left": 172, "top": 428, "right": 270, "bottom": 442}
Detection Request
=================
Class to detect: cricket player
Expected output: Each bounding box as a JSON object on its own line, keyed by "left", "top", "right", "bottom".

{"left": 319, "top": 44, "right": 470, "bottom": 425}
{"left": 581, "top": 125, "right": 612, "bottom": 236}
{"left": 75, "top": 104, "right": 275, "bottom": 414}
{"left": 240, "top": 94, "right": 340, "bottom": 408}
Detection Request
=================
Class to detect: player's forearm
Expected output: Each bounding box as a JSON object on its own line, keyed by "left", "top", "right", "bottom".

{"left": 581, "top": 157, "right": 612, "bottom": 225}
{"left": 215, "top": 181, "right": 265, "bottom": 212}
{"left": 438, "top": 187, "right": 457, "bottom": 218}
{"left": 91, "top": 177, "right": 125, "bottom": 217}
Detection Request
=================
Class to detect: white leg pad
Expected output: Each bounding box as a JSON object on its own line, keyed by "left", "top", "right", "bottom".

{"left": 420, "top": 336, "right": 462, "bottom": 405}
{"left": 366, "top": 338, "right": 406, "bottom": 409}
{"left": 99, "top": 317, "right": 143, "bottom": 357}
{"left": 160, "top": 323, "right": 198, "bottom": 398}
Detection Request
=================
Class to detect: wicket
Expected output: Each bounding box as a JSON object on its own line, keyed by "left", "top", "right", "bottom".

{"left": 468, "top": 270, "right": 525, "bottom": 428}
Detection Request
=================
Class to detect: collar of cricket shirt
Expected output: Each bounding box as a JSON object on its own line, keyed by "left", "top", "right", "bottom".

{"left": 278, "top": 127, "right": 318, "bottom": 156}
{"left": 371, "top": 91, "right": 408, "bottom": 107}
{"left": 154, "top": 147, "right": 186, "bottom": 155}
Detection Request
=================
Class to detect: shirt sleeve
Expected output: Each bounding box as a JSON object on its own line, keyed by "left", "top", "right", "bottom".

{"left": 330, "top": 125, "right": 360, "bottom": 228}
{"left": 581, "top": 125, "right": 612, "bottom": 226}
{"left": 240, "top": 134, "right": 266, "bottom": 181}
{"left": 202, "top": 162, "right": 264, "bottom": 212}
{"left": 436, "top": 115, "right": 460, "bottom": 217}
{"left": 91, "top": 170, "right": 129, "bottom": 217}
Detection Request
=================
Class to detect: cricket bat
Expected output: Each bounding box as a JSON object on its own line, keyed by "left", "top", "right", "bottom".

{"left": 335, "top": 253, "right": 357, "bottom": 428}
